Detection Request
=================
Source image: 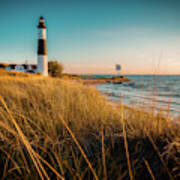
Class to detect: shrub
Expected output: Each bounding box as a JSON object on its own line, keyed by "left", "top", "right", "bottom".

{"left": 0, "top": 63, "right": 7, "bottom": 69}
{"left": 48, "top": 61, "right": 63, "bottom": 77}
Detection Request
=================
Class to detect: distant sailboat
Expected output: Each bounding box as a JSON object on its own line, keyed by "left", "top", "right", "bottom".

{"left": 116, "top": 64, "right": 121, "bottom": 72}
{"left": 115, "top": 64, "right": 122, "bottom": 76}
{"left": 113, "top": 64, "right": 123, "bottom": 84}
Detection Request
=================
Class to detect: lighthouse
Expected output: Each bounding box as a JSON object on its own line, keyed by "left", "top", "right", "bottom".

{"left": 37, "top": 16, "right": 48, "bottom": 76}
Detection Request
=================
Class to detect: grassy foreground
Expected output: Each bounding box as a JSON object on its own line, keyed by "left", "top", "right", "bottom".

{"left": 0, "top": 76, "right": 179, "bottom": 179}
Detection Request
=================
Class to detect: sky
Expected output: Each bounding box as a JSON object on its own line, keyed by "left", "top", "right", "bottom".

{"left": 0, "top": 0, "right": 180, "bottom": 74}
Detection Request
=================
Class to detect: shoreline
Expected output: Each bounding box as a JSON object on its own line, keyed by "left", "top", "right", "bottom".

{"left": 94, "top": 85, "right": 180, "bottom": 121}
{"left": 63, "top": 74, "right": 131, "bottom": 84}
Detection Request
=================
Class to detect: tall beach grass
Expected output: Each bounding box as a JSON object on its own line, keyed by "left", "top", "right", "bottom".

{"left": 0, "top": 75, "right": 179, "bottom": 179}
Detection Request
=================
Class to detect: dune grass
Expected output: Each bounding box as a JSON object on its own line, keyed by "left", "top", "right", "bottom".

{"left": 0, "top": 76, "right": 179, "bottom": 179}
{"left": 0, "top": 69, "right": 40, "bottom": 77}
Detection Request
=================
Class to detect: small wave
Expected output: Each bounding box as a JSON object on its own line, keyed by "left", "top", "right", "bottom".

{"left": 122, "top": 82, "right": 149, "bottom": 89}
{"left": 157, "top": 93, "right": 180, "bottom": 98}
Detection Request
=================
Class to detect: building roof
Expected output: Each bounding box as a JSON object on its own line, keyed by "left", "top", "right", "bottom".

{"left": 8, "top": 64, "right": 16, "bottom": 69}
{"left": 7, "top": 64, "right": 37, "bottom": 70}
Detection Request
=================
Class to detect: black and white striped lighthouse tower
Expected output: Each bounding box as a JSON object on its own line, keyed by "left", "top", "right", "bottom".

{"left": 37, "top": 16, "right": 48, "bottom": 76}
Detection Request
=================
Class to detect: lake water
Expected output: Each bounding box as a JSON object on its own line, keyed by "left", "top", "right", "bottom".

{"left": 93, "top": 75, "right": 180, "bottom": 117}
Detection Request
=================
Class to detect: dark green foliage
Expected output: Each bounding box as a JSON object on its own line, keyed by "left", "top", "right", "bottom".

{"left": 48, "top": 61, "right": 63, "bottom": 77}
{"left": 0, "top": 63, "right": 7, "bottom": 69}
